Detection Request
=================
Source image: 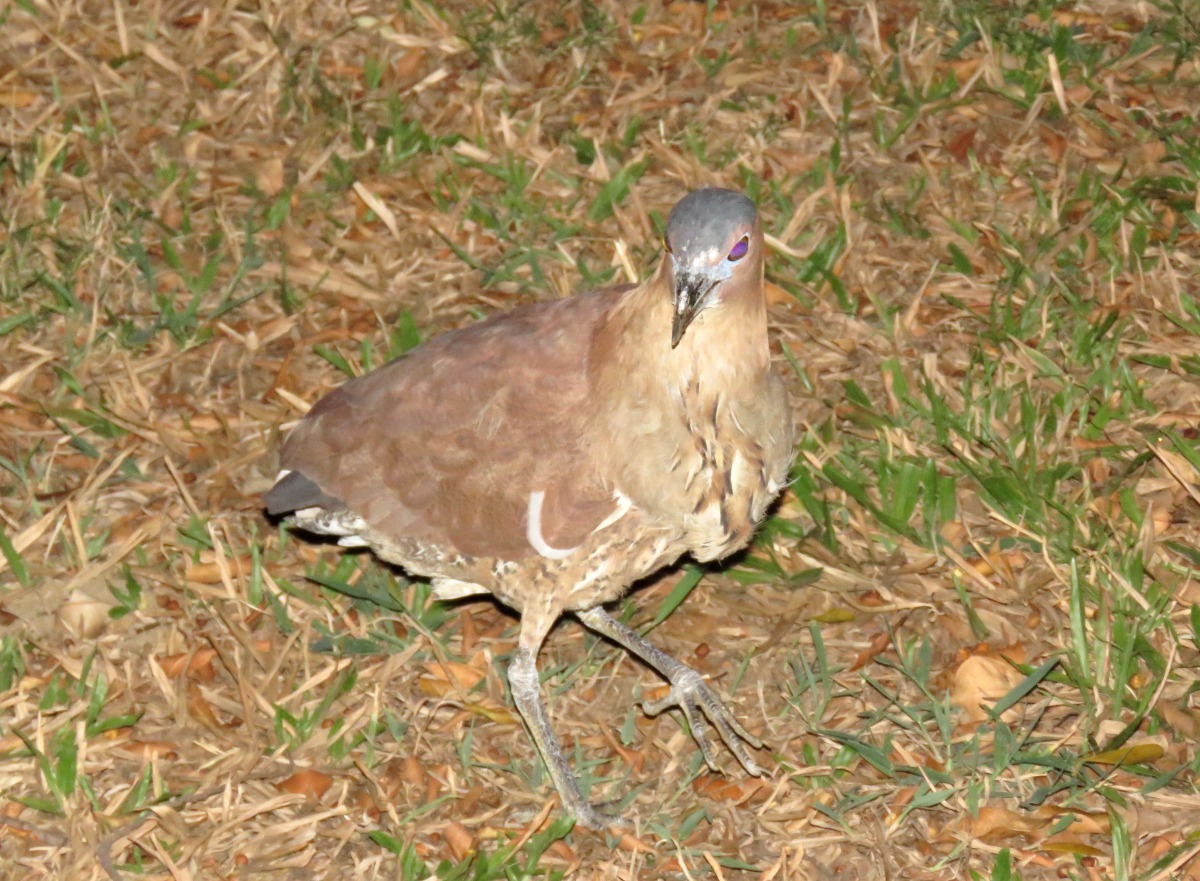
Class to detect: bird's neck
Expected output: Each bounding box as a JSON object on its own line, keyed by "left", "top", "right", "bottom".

{"left": 589, "top": 263, "right": 771, "bottom": 431}
{"left": 604, "top": 262, "right": 770, "bottom": 392}
{"left": 585, "top": 263, "right": 775, "bottom": 521}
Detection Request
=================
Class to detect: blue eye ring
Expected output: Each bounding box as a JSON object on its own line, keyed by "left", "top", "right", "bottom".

{"left": 728, "top": 236, "right": 749, "bottom": 261}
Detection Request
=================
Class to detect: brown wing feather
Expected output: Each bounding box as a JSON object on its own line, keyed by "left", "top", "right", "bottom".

{"left": 278, "top": 289, "right": 628, "bottom": 561}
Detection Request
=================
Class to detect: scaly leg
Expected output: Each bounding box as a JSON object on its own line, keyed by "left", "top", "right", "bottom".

{"left": 508, "top": 611, "right": 618, "bottom": 830}
{"left": 576, "top": 606, "right": 765, "bottom": 776}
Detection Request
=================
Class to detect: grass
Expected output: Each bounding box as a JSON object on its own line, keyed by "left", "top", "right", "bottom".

{"left": 2, "top": 0, "right": 1200, "bottom": 878}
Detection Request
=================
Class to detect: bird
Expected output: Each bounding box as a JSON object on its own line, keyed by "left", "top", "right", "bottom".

{"left": 264, "top": 187, "right": 795, "bottom": 828}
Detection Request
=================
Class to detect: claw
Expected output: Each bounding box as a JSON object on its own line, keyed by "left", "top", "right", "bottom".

{"left": 574, "top": 608, "right": 768, "bottom": 786}
{"left": 565, "top": 798, "right": 625, "bottom": 831}
{"left": 642, "top": 668, "right": 765, "bottom": 777}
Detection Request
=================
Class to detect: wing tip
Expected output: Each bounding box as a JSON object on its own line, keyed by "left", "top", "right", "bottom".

{"left": 264, "top": 469, "right": 344, "bottom": 516}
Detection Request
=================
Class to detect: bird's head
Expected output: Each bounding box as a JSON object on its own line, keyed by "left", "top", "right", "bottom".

{"left": 662, "top": 188, "right": 762, "bottom": 348}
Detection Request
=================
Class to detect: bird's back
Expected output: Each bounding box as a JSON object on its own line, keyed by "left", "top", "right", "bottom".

{"left": 268, "top": 289, "right": 629, "bottom": 564}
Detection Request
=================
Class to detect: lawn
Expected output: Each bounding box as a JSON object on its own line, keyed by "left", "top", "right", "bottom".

{"left": 2, "top": 0, "right": 1200, "bottom": 878}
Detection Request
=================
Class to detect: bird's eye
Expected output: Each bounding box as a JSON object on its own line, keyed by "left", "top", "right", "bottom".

{"left": 728, "top": 236, "right": 749, "bottom": 261}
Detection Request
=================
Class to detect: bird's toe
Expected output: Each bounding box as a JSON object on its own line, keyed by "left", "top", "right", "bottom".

{"left": 566, "top": 798, "right": 626, "bottom": 831}
{"left": 643, "top": 667, "right": 767, "bottom": 777}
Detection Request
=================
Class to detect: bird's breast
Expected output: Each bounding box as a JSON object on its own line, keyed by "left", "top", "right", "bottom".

{"left": 681, "top": 445, "right": 771, "bottom": 561}
{"left": 674, "top": 377, "right": 791, "bottom": 561}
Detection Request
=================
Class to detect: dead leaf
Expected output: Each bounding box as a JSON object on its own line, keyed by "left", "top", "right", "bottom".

{"left": 463, "top": 702, "right": 518, "bottom": 725}
{"left": 401, "top": 754, "right": 424, "bottom": 788}
{"left": 276, "top": 769, "right": 334, "bottom": 800}
{"left": 951, "top": 653, "right": 1024, "bottom": 722}
{"left": 764, "top": 280, "right": 793, "bottom": 307}
{"left": 185, "top": 560, "right": 252, "bottom": 584}
{"left": 663, "top": 1, "right": 707, "bottom": 28}
{"left": 1147, "top": 834, "right": 1175, "bottom": 861}
{"left": 1039, "top": 125, "right": 1068, "bottom": 163}
{"left": 421, "top": 658, "right": 487, "bottom": 692}
{"left": 443, "top": 821, "right": 474, "bottom": 861}
{"left": 351, "top": 181, "right": 400, "bottom": 240}
{"left": 1082, "top": 742, "right": 1165, "bottom": 766}
{"left": 1032, "top": 806, "right": 1109, "bottom": 835}
{"left": 765, "top": 147, "right": 819, "bottom": 176}
{"left": 1041, "top": 835, "right": 1104, "bottom": 856}
{"left": 693, "top": 773, "right": 769, "bottom": 804}
{"left": 602, "top": 729, "right": 645, "bottom": 773}
{"left": 945, "top": 128, "right": 976, "bottom": 163}
{"left": 616, "top": 831, "right": 654, "bottom": 853}
{"left": 814, "top": 607, "right": 857, "bottom": 624}
{"left": 59, "top": 589, "right": 113, "bottom": 639}
{"left": 425, "top": 773, "right": 444, "bottom": 804}
{"left": 187, "top": 683, "right": 224, "bottom": 728}
{"left": 320, "top": 60, "right": 363, "bottom": 80}
{"left": 849, "top": 630, "right": 891, "bottom": 671}
{"left": 947, "top": 57, "right": 981, "bottom": 80}
{"left": 459, "top": 609, "right": 479, "bottom": 654}
{"left": 0, "top": 88, "right": 39, "bottom": 108}
{"left": 252, "top": 157, "right": 285, "bottom": 195}
{"left": 1158, "top": 701, "right": 1200, "bottom": 739}
{"left": 969, "top": 805, "right": 1044, "bottom": 840}
{"left": 393, "top": 48, "right": 426, "bottom": 80}
{"left": 160, "top": 647, "right": 218, "bottom": 679}
{"left": 940, "top": 520, "right": 967, "bottom": 546}
{"left": 548, "top": 840, "right": 577, "bottom": 861}
{"left": 118, "top": 740, "right": 179, "bottom": 760}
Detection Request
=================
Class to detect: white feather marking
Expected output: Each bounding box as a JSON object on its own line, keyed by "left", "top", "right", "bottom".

{"left": 431, "top": 578, "right": 490, "bottom": 601}
{"left": 338, "top": 536, "right": 369, "bottom": 548}
{"left": 593, "top": 490, "right": 633, "bottom": 533}
{"left": 526, "top": 490, "right": 578, "bottom": 560}
{"left": 570, "top": 559, "right": 611, "bottom": 596}
{"left": 730, "top": 452, "right": 751, "bottom": 493}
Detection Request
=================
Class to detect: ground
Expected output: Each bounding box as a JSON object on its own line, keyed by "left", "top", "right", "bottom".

{"left": 2, "top": 0, "right": 1200, "bottom": 879}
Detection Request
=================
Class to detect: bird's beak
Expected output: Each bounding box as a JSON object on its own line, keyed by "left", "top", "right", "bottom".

{"left": 671, "top": 271, "right": 717, "bottom": 348}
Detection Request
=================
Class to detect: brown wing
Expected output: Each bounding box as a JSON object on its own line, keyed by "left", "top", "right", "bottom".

{"left": 271, "top": 289, "right": 628, "bottom": 561}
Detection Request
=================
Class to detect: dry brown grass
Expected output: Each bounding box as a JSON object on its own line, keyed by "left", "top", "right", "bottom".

{"left": 3, "top": 0, "right": 1200, "bottom": 878}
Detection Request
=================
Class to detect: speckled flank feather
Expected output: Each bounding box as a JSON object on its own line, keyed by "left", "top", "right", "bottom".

{"left": 265, "top": 188, "right": 795, "bottom": 828}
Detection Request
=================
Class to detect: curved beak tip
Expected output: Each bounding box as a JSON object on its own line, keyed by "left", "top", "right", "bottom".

{"left": 671, "top": 272, "right": 714, "bottom": 348}
{"left": 671, "top": 311, "right": 689, "bottom": 348}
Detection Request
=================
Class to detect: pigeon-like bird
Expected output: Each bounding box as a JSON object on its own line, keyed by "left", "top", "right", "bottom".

{"left": 265, "top": 188, "right": 795, "bottom": 827}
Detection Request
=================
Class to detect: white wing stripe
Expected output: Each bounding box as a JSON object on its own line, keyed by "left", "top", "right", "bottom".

{"left": 594, "top": 490, "right": 633, "bottom": 532}
{"left": 526, "top": 490, "right": 578, "bottom": 560}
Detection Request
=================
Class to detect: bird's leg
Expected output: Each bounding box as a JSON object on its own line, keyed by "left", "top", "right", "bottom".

{"left": 576, "top": 606, "right": 765, "bottom": 777}
{"left": 508, "top": 613, "right": 618, "bottom": 830}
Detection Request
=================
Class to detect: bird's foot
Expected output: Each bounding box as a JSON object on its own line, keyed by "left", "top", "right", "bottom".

{"left": 643, "top": 667, "right": 765, "bottom": 776}
{"left": 508, "top": 797, "right": 623, "bottom": 832}
{"left": 561, "top": 795, "right": 625, "bottom": 832}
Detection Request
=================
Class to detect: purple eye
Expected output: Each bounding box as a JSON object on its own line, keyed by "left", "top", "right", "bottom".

{"left": 728, "top": 237, "right": 749, "bottom": 261}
